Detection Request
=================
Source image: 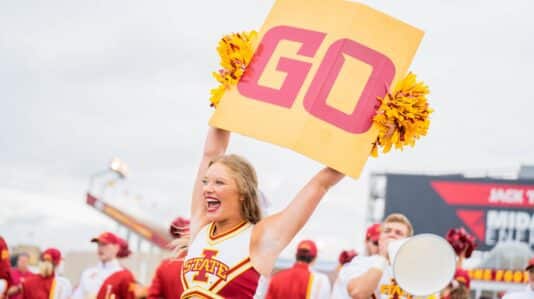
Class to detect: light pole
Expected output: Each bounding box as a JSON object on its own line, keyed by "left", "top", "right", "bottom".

{"left": 88, "top": 157, "right": 129, "bottom": 197}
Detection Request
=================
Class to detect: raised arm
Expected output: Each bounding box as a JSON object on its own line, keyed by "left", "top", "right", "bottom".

{"left": 250, "top": 167, "right": 344, "bottom": 275}
{"left": 346, "top": 266, "right": 384, "bottom": 299}
{"left": 347, "top": 247, "right": 388, "bottom": 299}
{"left": 190, "top": 127, "right": 230, "bottom": 236}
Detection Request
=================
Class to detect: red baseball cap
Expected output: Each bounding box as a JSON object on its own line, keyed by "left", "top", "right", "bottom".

{"left": 41, "top": 248, "right": 62, "bottom": 266}
{"left": 526, "top": 257, "right": 534, "bottom": 271}
{"left": 91, "top": 232, "right": 121, "bottom": 245}
{"left": 338, "top": 249, "right": 358, "bottom": 265}
{"left": 366, "top": 223, "right": 381, "bottom": 242}
{"left": 454, "top": 268, "right": 470, "bottom": 289}
{"left": 169, "top": 217, "right": 190, "bottom": 238}
{"left": 297, "top": 240, "right": 317, "bottom": 258}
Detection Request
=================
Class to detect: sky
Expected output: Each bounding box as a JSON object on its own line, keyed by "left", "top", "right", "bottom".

{"left": 1, "top": 0, "right": 534, "bottom": 262}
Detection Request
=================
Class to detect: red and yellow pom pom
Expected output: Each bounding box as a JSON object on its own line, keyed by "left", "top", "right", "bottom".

{"left": 371, "top": 72, "right": 433, "bottom": 157}
{"left": 209, "top": 30, "right": 257, "bottom": 108}
{"left": 446, "top": 227, "right": 477, "bottom": 258}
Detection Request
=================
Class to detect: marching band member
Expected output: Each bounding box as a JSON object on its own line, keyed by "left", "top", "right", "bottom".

{"left": 331, "top": 213, "right": 414, "bottom": 299}
{"left": 265, "top": 240, "right": 330, "bottom": 299}
{"left": 180, "top": 127, "right": 344, "bottom": 298}
{"left": 147, "top": 217, "right": 190, "bottom": 299}
{"left": 71, "top": 232, "right": 136, "bottom": 299}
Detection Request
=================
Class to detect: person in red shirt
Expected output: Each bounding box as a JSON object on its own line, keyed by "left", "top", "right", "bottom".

{"left": 20, "top": 248, "right": 59, "bottom": 299}
{"left": 9, "top": 253, "right": 34, "bottom": 299}
{"left": 95, "top": 234, "right": 136, "bottom": 299}
{"left": 95, "top": 269, "right": 136, "bottom": 299}
{"left": 0, "top": 237, "right": 13, "bottom": 299}
{"left": 147, "top": 217, "right": 190, "bottom": 299}
{"left": 17, "top": 248, "right": 72, "bottom": 299}
{"left": 266, "top": 240, "right": 330, "bottom": 299}
{"left": 11, "top": 253, "right": 33, "bottom": 283}
{"left": 72, "top": 232, "right": 137, "bottom": 299}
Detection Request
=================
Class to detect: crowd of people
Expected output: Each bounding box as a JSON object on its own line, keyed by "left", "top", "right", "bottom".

{"left": 1, "top": 215, "right": 533, "bottom": 299}
{"left": 0, "top": 215, "right": 191, "bottom": 299}
{"left": 2, "top": 128, "right": 533, "bottom": 299}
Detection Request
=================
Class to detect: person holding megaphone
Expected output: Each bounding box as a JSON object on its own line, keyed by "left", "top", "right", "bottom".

{"left": 332, "top": 213, "right": 456, "bottom": 299}
{"left": 331, "top": 213, "right": 414, "bottom": 299}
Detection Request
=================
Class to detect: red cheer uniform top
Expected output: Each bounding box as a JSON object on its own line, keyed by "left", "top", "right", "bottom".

{"left": 266, "top": 262, "right": 311, "bottom": 299}
{"left": 181, "top": 222, "right": 260, "bottom": 299}
{"left": 95, "top": 269, "right": 135, "bottom": 299}
{"left": 12, "top": 269, "right": 34, "bottom": 282}
{"left": 10, "top": 269, "right": 36, "bottom": 299}
{"left": 72, "top": 259, "right": 135, "bottom": 299}
{"left": 21, "top": 274, "right": 55, "bottom": 299}
{"left": 148, "top": 258, "right": 185, "bottom": 299}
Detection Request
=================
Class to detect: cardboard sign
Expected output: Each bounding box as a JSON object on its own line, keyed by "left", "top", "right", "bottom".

{"left": 210, "top": 0, "right": 424, "bottom": 178}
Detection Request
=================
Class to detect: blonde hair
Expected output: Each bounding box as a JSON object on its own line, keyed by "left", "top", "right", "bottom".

{"left": 383, "top": 213, "right": 414, "bottom": 237}
{"left": 38, "top": 260, "right": 54, "bottom": 278}
{"left": 209, "top": 154, "right": 262, "bottom": 224}
{"left": 173, "top": 155, "right": 261, "bottom": 259}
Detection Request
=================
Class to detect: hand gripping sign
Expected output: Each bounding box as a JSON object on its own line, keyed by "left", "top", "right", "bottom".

{"left": 209, "top": 0, "right": 424, "bottom": 178}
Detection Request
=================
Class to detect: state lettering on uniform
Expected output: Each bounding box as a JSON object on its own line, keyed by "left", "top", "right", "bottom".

{"left": 183, "top": 249, "right": 230, "bottom": 282}
{"left": 379, "top": 279, "right": 413, "bottom": 299}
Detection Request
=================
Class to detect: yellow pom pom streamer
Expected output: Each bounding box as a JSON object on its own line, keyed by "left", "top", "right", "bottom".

{"left": 209, "top": 30, "right": 257, "bottom": 108}
{"left": 371, "top": 72, "right": 433, "bottom": 157}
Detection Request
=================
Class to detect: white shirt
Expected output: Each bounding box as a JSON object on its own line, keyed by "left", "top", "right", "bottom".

{"left": 310, "top": 270, "right": 331, "bottom": 299}
{"left": 331, "top": 256, "right": 408, "bottom": 299}
{"left": 0, "top": 279, "right": 7, "bottom": 294}
{"left": 502, "top": 285, "right": 534, "bottom": 299}
{"left": 253, "top": 275, "right": 270, "bottom": 299}
{"left": 71, "top": 259, "right": 123, "bottom": 299}
{"left": 53, "top": 275, "right": 73, "bottom": 299}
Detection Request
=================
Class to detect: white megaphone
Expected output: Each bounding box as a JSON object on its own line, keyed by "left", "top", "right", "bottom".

{"left": 388, "top": 234, "right": 456, "bottom": 296}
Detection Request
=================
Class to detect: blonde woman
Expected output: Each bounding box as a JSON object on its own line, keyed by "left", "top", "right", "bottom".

{"left": 180, "top": 127, "right": 344, "bottom": 298}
